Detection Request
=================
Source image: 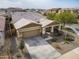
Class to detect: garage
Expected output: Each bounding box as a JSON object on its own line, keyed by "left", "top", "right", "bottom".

{"left": 22, "top": 29, "right": 41, "bottom": 38}
{"left": 14, "top": 18, "right": 41, "bottom": 38}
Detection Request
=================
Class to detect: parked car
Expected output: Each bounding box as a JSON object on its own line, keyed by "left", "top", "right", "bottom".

{"left": 64, "top": 24, "right": 79, "bottom": 36}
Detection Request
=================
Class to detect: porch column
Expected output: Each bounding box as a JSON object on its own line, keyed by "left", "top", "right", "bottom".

{"left": 17, "top": 30, "right": 22, "bottom": 38}
{"left": 51, "top": 26, "right": 54, "bottom": 32}
{"left": 42, "top": 28, "right": 46, "bottom": 34}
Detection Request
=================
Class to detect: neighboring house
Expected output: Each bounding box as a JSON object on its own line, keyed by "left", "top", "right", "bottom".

{"left": 46, "top": 8, "right": 59, "bottom": 14}
{"left": 0, "top": 16, "right": 5, "bottom": 47}
{"left": 12, "top": 12, "right": 57, "bottom": 38}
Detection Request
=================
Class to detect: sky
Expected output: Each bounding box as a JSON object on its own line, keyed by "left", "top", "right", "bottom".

{"left": 0, "top": 0, "right": 79, "bottom": 9}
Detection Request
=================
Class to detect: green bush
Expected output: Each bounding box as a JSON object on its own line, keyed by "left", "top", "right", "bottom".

{"left": 19, "top": 40, "right": 25, "bottom": 52}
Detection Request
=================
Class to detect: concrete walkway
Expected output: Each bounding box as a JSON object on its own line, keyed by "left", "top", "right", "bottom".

{"left": 24, "top": 37, "right": 61, "bottom": 59}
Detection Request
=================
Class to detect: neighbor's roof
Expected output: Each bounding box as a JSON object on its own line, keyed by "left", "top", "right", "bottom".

{"left": 0, "top": 16, "right": 5, "bottom": 31}
{"left": 57, "top": 47, "right": 79, "bottom": 59}
{"left": 14, "top": 18, "right": 39, "bottom": 29}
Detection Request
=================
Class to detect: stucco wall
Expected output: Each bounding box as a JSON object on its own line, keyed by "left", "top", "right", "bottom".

{"left": 17, "top": 26, "right": 41, "bottom": 38}
{"left": 0, "top": 32, "right": 4, "bottom": 47}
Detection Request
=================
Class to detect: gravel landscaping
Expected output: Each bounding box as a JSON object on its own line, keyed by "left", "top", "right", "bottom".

{"left": 47, "top": 35, "right": 79, "bottom": 54}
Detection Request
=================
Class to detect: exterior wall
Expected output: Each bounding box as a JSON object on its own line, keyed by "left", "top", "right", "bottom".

{"left": 22, "top": 29, "right": 41, "bottom": 38}
{"left": 19, "top": 26, "right": 41, "bottom": 32}
{"left": 0, "top": 32, "right": 4, "bottom": 47}
{"left": 17, "top": 30, "right": 22, "bottom": 38}
{"left": 17, "top": 26, "right": 41, "bottom": 38}
{"left": 42, "top": 28, "right": 46, "bottom": 34}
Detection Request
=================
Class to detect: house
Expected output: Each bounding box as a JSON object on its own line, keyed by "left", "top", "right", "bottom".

{"left": 14, "top": 18, "right": 41, "bottom": 38}
{"left": 0, "top": 16, "right": 5, "bottom": 47}
{"left": 12, "top": 12, "right": 57, "bottom": 38}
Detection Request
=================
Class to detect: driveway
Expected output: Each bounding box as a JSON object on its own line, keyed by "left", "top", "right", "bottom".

{"left": 24, "top": 36, "right": 61, "bottom": 59}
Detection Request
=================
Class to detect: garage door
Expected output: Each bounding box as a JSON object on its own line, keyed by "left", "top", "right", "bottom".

{"left": 22, "top": 29, "right": 41, "bottom": 38}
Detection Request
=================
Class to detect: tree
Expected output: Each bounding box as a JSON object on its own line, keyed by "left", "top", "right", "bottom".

{"left": 54, "top": 11, "right": 78, "bottom": 42}
{"left": 54, "top": 11, "right": 78, "bottom": 25}
{"left": 19, "top": 40, "right": 25, "bottom": 53}
{"left": 47, "top": 11, "right": 78, "bottom": 42}
{"left": 47, "top": 11, "right": 78, "bottom": 25}
{"left": 47, "top": 13, "right": 55, "bottom": 20}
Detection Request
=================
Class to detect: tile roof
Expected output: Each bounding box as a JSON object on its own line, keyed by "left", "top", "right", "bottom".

{"left": 14, "top": 18, "right": 40, "bottom": 29}
{"left": 12, "top": 12, "right": 45, "bottom": 23}
{"left": 12, "top": 12, "right": 54, "bottom": 28}
{"left": 39, "top": 18, "right": 53, "bottom": 27}
{"left": 0, "top": 16, "right": 5, "bottom": 31}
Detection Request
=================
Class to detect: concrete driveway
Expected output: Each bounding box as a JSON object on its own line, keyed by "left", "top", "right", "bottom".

{"left": 24, "top": 37, "right": 61, "bottom": 59}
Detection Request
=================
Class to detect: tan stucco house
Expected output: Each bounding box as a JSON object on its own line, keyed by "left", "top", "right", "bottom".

{"left": 12, "top": 12, "right": 57, "bottom": 38}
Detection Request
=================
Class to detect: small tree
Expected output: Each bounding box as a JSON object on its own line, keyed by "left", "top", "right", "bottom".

{"left": 19, "top": 40, "right": 25, "bottom": 53}
{"left": 47, "top": 11, "right": 78, "bottom": 42}
{"left": 47, "top": 13, "right": 56, "bottom": 20}
{"left": 46, "top": 11, "right": 77, "bottom": 30}
{"left": 54, "top": 11, "right": 78, "bottom": 42}
{"left": 54, "top": 11, "right": 77, "bottom": 26}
